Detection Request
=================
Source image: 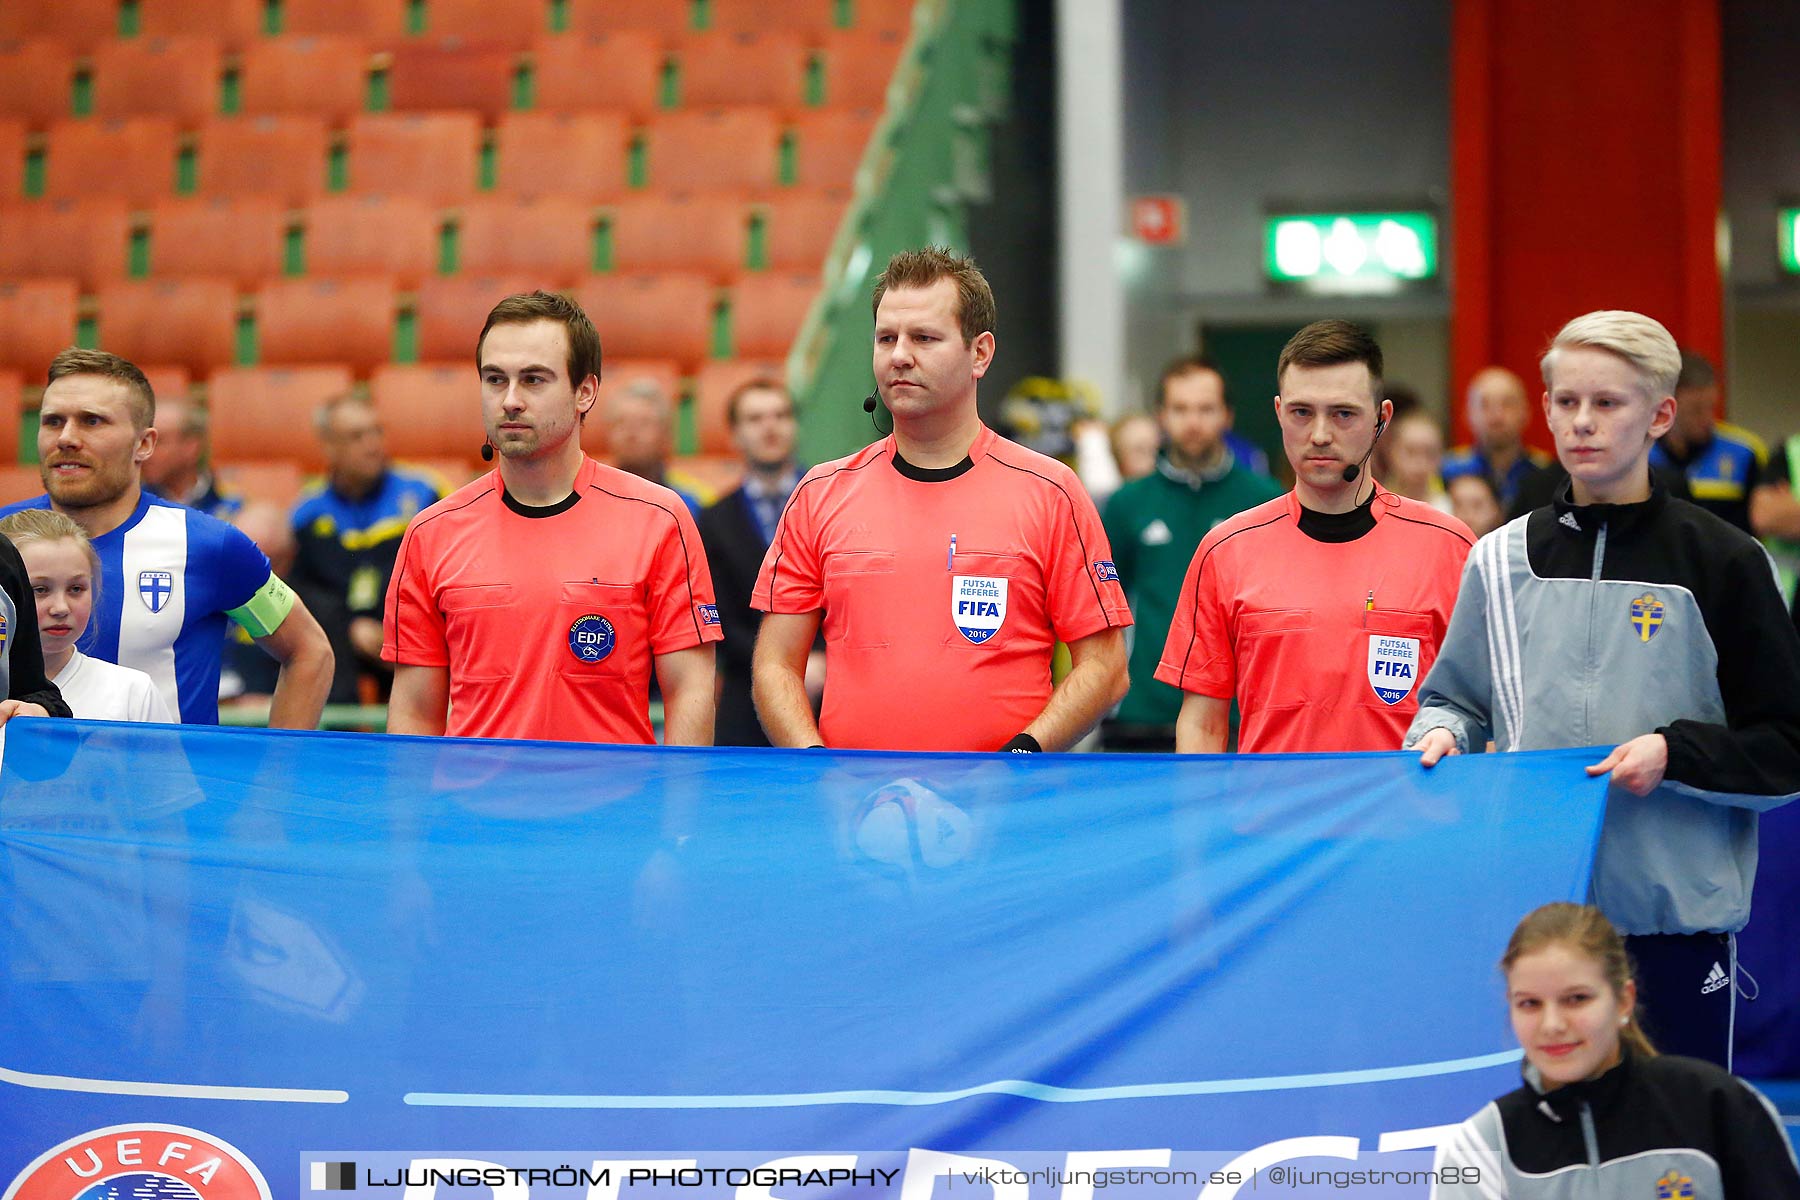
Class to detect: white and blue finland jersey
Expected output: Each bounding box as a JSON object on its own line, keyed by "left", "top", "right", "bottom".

{"left": 0, "top": 491, "right": 272, "bottom": 724}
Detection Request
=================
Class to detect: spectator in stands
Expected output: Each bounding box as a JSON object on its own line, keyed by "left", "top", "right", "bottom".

{"left": 1110, "top": 412, "right": 1161, "bottom": 483}
{"left": 1650, "top": 349, "right": 1765, "bottom": 533}
{"left": 288, "top": 395, "right": 446, "bottom": 706}
{"left": 0, "top": 523, "right": 72, "bottom": 731}
{"left": 1376, "top": 407, "right": 1453, "bottom": 513}
{"left": 219, "top": 502, "right": 298, "bottom": 708}
{"left": 1442, "top": 366, "right": 1556, "bottom": 513}
{"left": 1410, "top": 310, "right": 1800, "bottom": 1069}
{"left": 1101, "top": 357, "right": 1281, "bottom": 751}
{"left": 0, "top": 349, "right": 331, "bottom": 727}
{"left": 1447, "top": 472, "right": 1504, "bottom": 539}
{"left": 1431, "top": 902, "right": 1800, "bottom": 1196}
{"left": 0, "top": 510, "right": 169, "bottom": 722}
{"left": 384, "top": 291, "right": 721, "bottom": 745}
{"left": 601, "top": 378, "right": 710, "bottom": 517}
{"left": 142, "top": 396, "right": 241, "bottom": 521}
{"left": 1750, "top": 428, "right": 1800, "bottom": 633}
{"left": 1156, "top": 320, "right": 1474, "bottom": 754}
{"left": 697, "top": 378, "right": 818, "bottom": 747}
{"left": 752, "top": 247, "right": 1130, "bottom": 752}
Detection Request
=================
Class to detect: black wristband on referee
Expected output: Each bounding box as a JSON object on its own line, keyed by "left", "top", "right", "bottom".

{"left": 1001, "top": 733, "right": 1042, "bottom": 754}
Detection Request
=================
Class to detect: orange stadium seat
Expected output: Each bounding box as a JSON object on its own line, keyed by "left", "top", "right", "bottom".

{"left": 0, "top": 199, "right": 131, "bottom": 287}
{"left": 139, "top": 0, "right": 266, "bottom": 44}
{"left": 92, "top": 37, "right": 224, "bottom": 123}
{"left": 0, "top": 464, "right": 42, "bottom": 503}
{"left": 531, "top": 33, "right": 661, "bottom": 121}
{"left": 576, "top": 274, "right": 715, "bottom": 367}
{"left": 281, "top": 0, "right": 408, "bottom": 41}
{"left": 819, "top": 29, "right": 906, "bottom": 109}
{"left": 791, "top": 108, "right": 879, "bottom": 190}
{"left": 195, "top": 116, "right": 330, "bottom": 205}
{"left": 762, "top": 190, "right": 850, "bottom": 272}
{"left": 237, "top": 37, "right": 370, "bottom": 122}
{"left": 849, "top": 0, "right": 917, "bottom": 33}
{"left": 209, "top": 365, "right": 356, "bottom": 472}
{"left": 710, "top": 0, "right": 836, "bottom": 33}
{"left": 676, "top": 33, "right": 807, "bottom": 112}
{"left": 303, "top": 194, "right": 438, "bottom": 284}
{"left": 256, "top": 277, "right": 398, "bottom": 370}
{"left": 728, "top": 274, "right": 818, "bottom": 359}
{"left": 139, "top": 366, "right": 193, "bottom": 403}
{"left": 565, "top": 0, "right": 696, "bottom": 37}
{"left": 216, "top": 460, "right": 305, "bottom": 508}
{"left": 607, "top": 193, "right": 747, "bottom": 277}
{"left": 45, "top": 117, "right": 177, "bottom": 204}
{"left": 0, "top": 119, "right": 21, "bottom": 203}
{"left": 456, "top": 196, "right": 592, "bottom": 282}
{"left": 583, "top": 357, "right": 683, "bottom": 458}
{"left": 346, "top": 113, "right": 481, "bottom": 203}
{"left": 0, "top": 368, "right": 21, "bottom": 464}
{"left": 146, "top": 197, "right": 285, "bottom": 287}
{"left": 414, "top": 274, "right": 539, "bottom": 363}
{"left": 418, "top": 0, "right": 552, "bottom": 48}
{"left": 643, "top": 109, "right": 781, "bottom": 192}
{"left": 385, "top": 42, "right": 516, "bottom": 116}
{"left": 0, "top": 0, "right": 117, "bottom": 51}
{"left": 370, "top": 363, "right": 487, "bottom": 462}
{"left": 0, "top": 281, "right": 77, "bottom": 372}
{"left": 694, "top": 359, "right": 785, "bottom": 455}
{"left": 0, "top": 41, "right": 76, "bottom": 127}
{"left": 492, "top": 111, "right": 628, "bottom": 199}
{"left": 95, "top": 278, "right": 238, "bottom": 375}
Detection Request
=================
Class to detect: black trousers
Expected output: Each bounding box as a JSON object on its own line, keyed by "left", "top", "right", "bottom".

{"left": 1626, "top": 931, "right": 1737, "bottom": 1070}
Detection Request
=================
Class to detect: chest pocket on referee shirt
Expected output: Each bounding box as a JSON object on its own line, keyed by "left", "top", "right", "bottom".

{"left": 943, "top": 550, "right": 1024, "bottom": 648}
{"left": 558, "top": 581, "right": 642, "bottom": 679}
{"left": 440, "top": 584, "right": 517, "bottom": 681}
{"left": 1362, "top": 608, "right": 1433, "bottom": 707}
{"left": 822, "top": 550, "right": 897, "bottom": 649}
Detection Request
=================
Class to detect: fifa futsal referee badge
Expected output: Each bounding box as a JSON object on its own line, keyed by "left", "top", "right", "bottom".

{"left": 1367, "top": 634, "right": 1420, "bottom": 705}
{"left": 952, "top": 575, "right": 1008, "bottom": 644}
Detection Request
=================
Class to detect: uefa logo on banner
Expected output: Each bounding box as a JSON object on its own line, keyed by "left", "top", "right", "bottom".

{"left": 3, "top": 1125, "right": 273, "bottom": 1200}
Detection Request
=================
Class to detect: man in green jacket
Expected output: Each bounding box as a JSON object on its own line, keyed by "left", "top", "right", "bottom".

{"left": 1101, "top": 356, "right": 1282, "bottom": 751}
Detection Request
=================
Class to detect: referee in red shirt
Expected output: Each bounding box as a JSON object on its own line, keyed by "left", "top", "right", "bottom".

{"left": 382, "top": 292, "right": 722, "bottom": 744}
{"left": 1157, "top": 321, "right": 1473, "bottom": 753}
{"left": 751, "top": 248, "right": 1131, "bottom": 752}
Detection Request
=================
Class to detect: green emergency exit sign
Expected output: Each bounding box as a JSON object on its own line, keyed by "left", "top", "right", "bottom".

{"left": 1264, "top": 211, "right": 1438, "bottom": 291}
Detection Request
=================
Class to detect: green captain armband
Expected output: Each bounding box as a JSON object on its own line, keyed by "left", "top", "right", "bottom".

{"left": 226, "top": 573, "right": 298, "bottom": 639}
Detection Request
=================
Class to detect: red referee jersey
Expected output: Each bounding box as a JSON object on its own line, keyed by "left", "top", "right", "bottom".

{"left": 383, "top": 457, "right": 722, "bottom": 744}
{"left": 1156, "top": 487, "right": 1473, "bottom": 752}
{"left": 753, "top": 425, "right": 1131, "bottom": 751}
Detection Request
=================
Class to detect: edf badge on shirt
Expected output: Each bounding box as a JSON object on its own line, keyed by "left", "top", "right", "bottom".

{"left": 953, "top": 575, "right": 1008, "bottom": 644}
{"left": 1367, "top": 634, "right": 1419, "bottom": 705}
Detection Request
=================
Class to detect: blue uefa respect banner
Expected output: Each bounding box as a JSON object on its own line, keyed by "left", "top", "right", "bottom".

{"left": 0, "top": 721, "right": 1605, "bottom": 1198}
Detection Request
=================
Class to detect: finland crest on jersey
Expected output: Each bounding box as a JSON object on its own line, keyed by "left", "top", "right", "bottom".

{"left": 138, "top": 570, "right": 175, "bottom": 613}
{"left": 952, "top": 574, "right": 1008, "bottom": 644}
{"left": 1367, "top": 634, "right": 1420, "bottom": 705}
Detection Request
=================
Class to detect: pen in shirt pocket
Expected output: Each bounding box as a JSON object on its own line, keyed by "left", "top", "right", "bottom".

{"left": 947, "top": 533, "right": 956, "bottom": 570}
{"left": 1363, "top": 588, "right": 1374, "bottom": 626}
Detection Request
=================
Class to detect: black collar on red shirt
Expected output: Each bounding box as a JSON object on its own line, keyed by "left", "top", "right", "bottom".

{"left": 891, "top": 450, "right": 975, "bottom": 482}
{"left": 501, "top": 486, "right": 582, "bottom": 518}
{"left": 1296, "top": 494, "right": 1377, "bottom": 543}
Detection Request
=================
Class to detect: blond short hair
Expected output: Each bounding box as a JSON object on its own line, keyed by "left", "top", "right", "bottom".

{"left": 1541, "top": 311, "right": 1680, "bottom": 399}
{"left": 0, "top": 508, "right": 101, "bottom": 578}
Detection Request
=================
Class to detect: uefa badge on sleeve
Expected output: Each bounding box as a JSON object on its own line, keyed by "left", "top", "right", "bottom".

{"left": 1366, "top": 634, "right": 1420, "bottom": 705}
{"left": 951, "top": 575, "right": 1008, "bottom": 644}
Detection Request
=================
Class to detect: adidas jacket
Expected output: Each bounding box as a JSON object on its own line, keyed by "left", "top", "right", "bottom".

{"left": 1431, "top": 1049, "right": 1800, "bottom": 1198}
{"left": 1404, "top": 483, "right": 1800, "bottom": 935}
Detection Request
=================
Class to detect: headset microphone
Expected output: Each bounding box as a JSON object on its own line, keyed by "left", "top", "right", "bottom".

{"left": 480, "top": 441, "right": 495, "bottom": 462}
{"left": 863, "top": 390, "right": 879, "bottom": 414}
{"left": 1340, "top": 416, "right": 1387, "bottom": 483}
